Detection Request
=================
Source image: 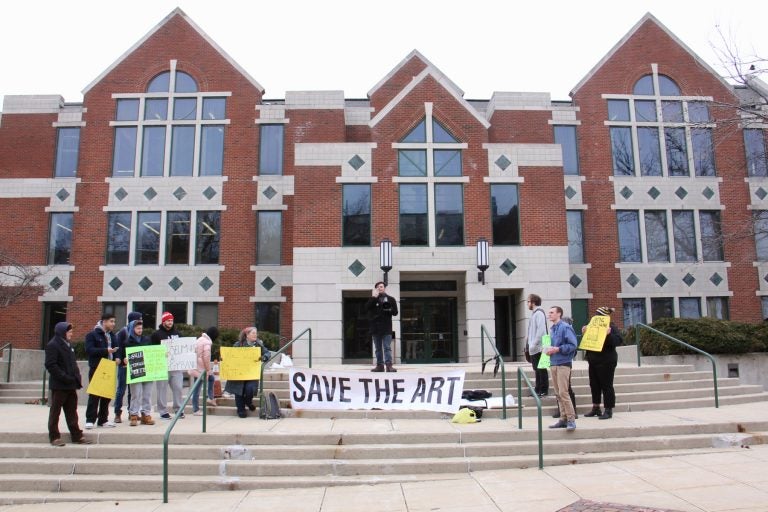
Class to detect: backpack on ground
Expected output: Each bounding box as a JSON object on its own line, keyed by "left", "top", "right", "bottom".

{"left": 260, "top": 392, "right": 282, "bottom": 420}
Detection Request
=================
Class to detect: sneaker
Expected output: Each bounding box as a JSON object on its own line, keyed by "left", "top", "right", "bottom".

{"left": 193, "top": 410, "right": 203, "bottom": 416}
{"left": 179, "top": 413, "right": 185, "bottom": 419}
{"left": 549, "top": 419, "right": 567, "bottom": 429}
{"left": 113, "top": 413, "right": 122, "bottom": 424}
{"left": 50, "top": 438, "right": 66, "bottom": 447}
{"left": 206, "top": 399, "right": 217, "bottom": 407}
{"left": 160, "top": 413, "right": 172, "bottom": 420}
{"left": 98, "top": 421, "right": 117, "bottom": 428}
{"left": 84, "top": 422, "right": 95, "bottom": 430}
{"left": 566, "top": 421, "right": 577, "bottom": 431}
{"left": 73, "top": 438, "right": 93, "bottom": 444}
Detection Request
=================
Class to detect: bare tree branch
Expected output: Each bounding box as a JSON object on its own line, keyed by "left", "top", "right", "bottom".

{"left": 0, "top": 251, "right": 46, "bottom": 309}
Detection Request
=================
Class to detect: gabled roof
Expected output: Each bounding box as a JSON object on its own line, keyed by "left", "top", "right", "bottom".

{"left": 570, "top": 12, "right": 733, "bottom": 97}
{"left": 82, "top": 8, "right": 264, "bottom": 96}
{"left": 368, "top": 50, "right": 490, "bottom": 129}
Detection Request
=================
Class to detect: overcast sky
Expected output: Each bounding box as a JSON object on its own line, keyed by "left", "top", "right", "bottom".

{"left": 0, "top": 0, "right": 765, "bottom": 107}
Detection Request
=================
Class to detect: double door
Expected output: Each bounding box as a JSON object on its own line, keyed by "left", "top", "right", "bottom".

{"left": 400, "top": 297, "right": 457, "bottom": 363}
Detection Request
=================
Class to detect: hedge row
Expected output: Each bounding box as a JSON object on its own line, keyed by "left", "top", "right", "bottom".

{"left": 626, "top": 317, "right": 768, "bottom": 356}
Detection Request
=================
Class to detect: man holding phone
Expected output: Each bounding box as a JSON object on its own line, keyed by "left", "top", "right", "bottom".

{"left": 366, "top": 281, "right": 399, "bottom": 372}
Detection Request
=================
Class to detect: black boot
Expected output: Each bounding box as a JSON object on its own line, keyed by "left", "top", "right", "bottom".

{"left": 598, "top": 408, "right": 613, "bottom": 420}
{"left": 385, "top": 363, "right": 397, "bottom": 373}
{"left": 584, "top": 405, "right": 602, "bottom": 417}
{"left": 371, "top": 364, "right": 384, "bottom": 372}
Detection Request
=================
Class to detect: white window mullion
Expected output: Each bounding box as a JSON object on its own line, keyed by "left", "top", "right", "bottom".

{"left": 159, "top": 211, "right": 167, "bottom": 266}
{"left": 427, "top": 178, "right": 436, "bottom": 247}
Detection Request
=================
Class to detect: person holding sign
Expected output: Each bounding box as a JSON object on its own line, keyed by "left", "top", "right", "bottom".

{"left": 224, "top": 327, "right": 272, "bottom": 418}
{"left": 545, "top": 306, "right": 578, "bottom": 431}
{"left": 125, "top": 320, "right": 156, "bottom": 427}
{"left": 151, "top": 312, "right": 182, "bottom": 420}
{"left": 84, "top": 313, "right": 118, "bottom": 429}
{"left": 525, "top": 294, "right": 549, "bottom": 397}
{"left": 581, "top": 306, "right": 623, "bottom": 420}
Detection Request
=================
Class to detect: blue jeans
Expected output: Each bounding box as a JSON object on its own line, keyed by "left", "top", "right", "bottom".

{"left": 372, "top": 333, "right": 393, "bottom": 365}
{"left": 191, "top": 374, "right": 215, "bottom": 412}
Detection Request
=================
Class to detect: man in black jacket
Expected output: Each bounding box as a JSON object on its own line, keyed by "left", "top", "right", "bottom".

{"left": 366, "top": 281, "right": 399, "bottom": 372}
{"left": 45, "top": 322, "right": 92, "bottom": 446}
{"left": 113, "top": 311, "right": 141, "bottom": 423}
{"left": 84, "top": 313, "right": 117, "bottom": 428}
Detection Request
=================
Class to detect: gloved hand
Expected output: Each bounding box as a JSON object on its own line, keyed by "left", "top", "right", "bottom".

{"left": 261, "top": 354, "right": 270, "bottom": 362}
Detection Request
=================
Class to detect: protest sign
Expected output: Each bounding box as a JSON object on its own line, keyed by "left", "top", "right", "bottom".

{"left": 220, "top": 346, "right": 262, "bottom": 380}
{"left": 537, "top": 334, "right": 551, "bottom": 369}
{"left": 126, "top": 345, "right": 168, "bottom": 384}
{"left": 579, "top": 315, "right": 610, "bottom": 352}
{"left": 162, "top": 337, "right": 197, "bottom": 371}
{"left": 86, "top": 357, "right": 117, "bottom": 399}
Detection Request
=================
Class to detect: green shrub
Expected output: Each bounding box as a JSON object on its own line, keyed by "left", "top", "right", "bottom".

{"left": 631, "top": 317, "right": 767, "bottom": 356}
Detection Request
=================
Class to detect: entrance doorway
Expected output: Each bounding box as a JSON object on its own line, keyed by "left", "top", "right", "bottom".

{"left": 41, "top": 302, "right": 68, "bottom": 349}
{"left": 400, "top": 297, "right": 457, "bottom": 363}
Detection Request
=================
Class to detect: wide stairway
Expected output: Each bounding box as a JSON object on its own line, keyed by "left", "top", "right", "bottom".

{"left": 0, "top": 362, "right": 767, "bottom": 504}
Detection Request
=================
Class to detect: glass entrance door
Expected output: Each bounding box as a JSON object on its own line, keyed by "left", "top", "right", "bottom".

{"left": 400, "top": 297, "right": 457, "bottom": 363}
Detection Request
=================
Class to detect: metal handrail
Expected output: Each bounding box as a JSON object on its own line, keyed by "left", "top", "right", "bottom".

{"left": 0, "top": 343, "right": 11, "bottom": 382}
{"left": 479, "top": 325, "right": 508, "bottom": 420}
{"left": 163, "top": 370, "right": 209, "bottom": 503}
{"left": 517, "top": 367, "right": 543, "bottom": 470}
{"left": 634, "top": 322, "right": 719, "bottom": 408}
{"left": 258, "top": 328, "right": 312, "bottom": 418}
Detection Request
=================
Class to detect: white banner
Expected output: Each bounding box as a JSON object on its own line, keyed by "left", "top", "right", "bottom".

{"left": 289, "top": 368, "right": 465, "bottom": 413}
{"left": 161, "top": 337, "right": 197, "bottom": 372}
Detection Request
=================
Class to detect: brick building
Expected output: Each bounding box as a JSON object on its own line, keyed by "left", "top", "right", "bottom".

{"left": 1, "top": 9, "right": 766, "bottom": 364}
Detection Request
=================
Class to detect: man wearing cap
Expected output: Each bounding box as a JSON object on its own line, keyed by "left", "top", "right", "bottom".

{"left": 546, "top": 305, "right": 579, "bottom": 431}
{"left": 151, "top": 312, "right": 183, "bottom": 419}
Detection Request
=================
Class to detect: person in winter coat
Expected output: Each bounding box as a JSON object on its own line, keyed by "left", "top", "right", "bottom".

{"left": 150, "top": 312, "right": 182, "bottom": 419}
{"left": 366, "top": 281, "right": 399, "bottom": 372}
{"left": 582, "top": 306, "right": 623, "bottom": 420}
{"left": 113, "top": 311, "right": 141, "bottom": 423}
{"left": 190, "top": 326, "right": 219, "bottom": 415}
{"left": 125, "top": 320, "right": 155, "bottom": 427}
{"left": 45, "top": 322, "right": 92, "bottom": 446}
{"left": 224, "top": 327, "right": 271, "bottom": 418}
{"left": 84, "top": 313, "right": 118, "bottom": 428}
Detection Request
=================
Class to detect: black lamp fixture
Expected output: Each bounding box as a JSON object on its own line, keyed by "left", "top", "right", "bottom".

{"left": 476, "top": 238, "right": 489, "bottom": 285}
{"left": 380, "top": 238, "right": 393, "bottom": 286}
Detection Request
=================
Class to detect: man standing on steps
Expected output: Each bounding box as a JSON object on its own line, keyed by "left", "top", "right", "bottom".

{"left": 113, "top": 311, "right": 141, "bottom": 423}
{"left": 546, "top": 306, "right": 578, "bottom": 432}
{"left": 366, "top": 281, "right": 399, "bottom": 372}
{"left": 526, "top": 294, "right": 549, "bottom": 397}
{"left": 151, "top": 312, "right": 183, "bottom": 419}
{"left": 84, "top": 313, "right": 118, "bottom": 429}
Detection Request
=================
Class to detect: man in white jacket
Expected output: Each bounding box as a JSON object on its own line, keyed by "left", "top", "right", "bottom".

{"left": 526, "top": 294, "right": 549, "bottom": 397}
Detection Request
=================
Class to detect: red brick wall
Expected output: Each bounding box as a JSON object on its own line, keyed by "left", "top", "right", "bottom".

{"left": 488, "top": 111, "right": 554, "bottom": 143}
{"left": 0, "top": 113, "right": 57, "bottom": 179}
{"left": 369, "top": 57, "right": 428, "bottom": 114}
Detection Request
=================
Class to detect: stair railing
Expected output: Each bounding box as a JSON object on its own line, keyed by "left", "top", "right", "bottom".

{"left": 634, "top": 323, "right": 719, "bottom": 408}
{"left": 516, "top": 368, "right": 544, "bottom": 470}
{"left": 479, "top": 325, "right": 508, "bottom": 420}
{"left": 163, "top": 370, "right": 210, "bottom": 503}
{"left": 1, "top": 343, "right": 11, "bottom": 382}
{"left": 258, "top": 328, "right": 312, "bottom": 418}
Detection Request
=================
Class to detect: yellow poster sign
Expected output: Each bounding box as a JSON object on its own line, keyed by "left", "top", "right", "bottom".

{"left": 86, "top": 357, "right": 117, "bottom": 399}
{"left": 220, "top": 346, "right": 262, "bottom": 380}
{"left": 579, "top": 315, "right": 611, "bottom": 352}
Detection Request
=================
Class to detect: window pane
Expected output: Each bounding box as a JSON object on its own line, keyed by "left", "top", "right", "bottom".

{"left": 136, "top": 212, "right": 160, "bottom": 264}
{"left": 166, "top": 211, "right": 190, "bottom": 264}
{"left": 566, "top": 210, "right": 584, "bottom": 263}
{"left": 106, "top": 212, "right": 131, "bottom": 265}
{"left": 700, "top": 211, "right": 723, "bottom": 261}
{"left": 342, "top": 185, "right": 370, "bottom": 246}
{"left": 54, "top": 128, "right": 80, "bottom": 177}
{"left": 144, "top": 98, "right": 168, "bottom": 121}
{"left": 692, "top": 128, "right": 715, "bottom": 176}
{"left": 645, "top": 210, "right": 669, "bottom": 262}
{"left": 744, "top": 129, "right": 767, "bottom": 177}
{"left": 398, "top": 149, "right": 427, "bottom": 176}
{"left": 141, "top": 126, "right": 166, "bottom": 177}
{"left": 257, "top": 211, "right": 282, "bottom": 264}
{"left": 48, "top": 213, "right": 73, "bottom": 265}
{"left": 491, "top": 184, "right": 520, "bottom": 246}
{"left": 617, "top": 210, "right": 641, "bottom": 262}
{"left": 116, "top": 99, "right": 139, "bottom": 121}
{"left": 147, "top": 72, "right": 170, "bottom": 93}
{"left": 679, "top": 297, "right": 701, "bottom": 319}
{"left": 688, "top": 102, "right": 710, "bottom": 123}
{"left": 432, "top": 119, "right": 458, "bottom": 143}
{"left": 200, "top": 125, "right": 224, "bottom": 176}
{"left": 651, "top": 298, "right": 673, "bottom": 321}
{"left": 112, "top": 127, "right": 137, "bottom": 177}
{"left": 259, "top": 125, "right": 283, "bottom": 175}
{"left": 173, "top": 98, "right": 197, "bottom": 120}
{"left": 623, "top": 298, "right": 646, "bottom": 327}
{"left": 133, "top": 302, "right": 157, "bottom": 329}
{"left": 638, "top": 127, "right": 662, "bottom": 176}
{"left": 607, "top": 99, "right": 630, "bottom": 121}
{"left": 170, "top": 126, "right": 195, "bottom": 176}
{"left": 706, "top": 297, "right": 729, "bottom": 320}
{"left": 174, "top": 71, "right": 198, "bottom": 93}
{"left": 401, "top": 119, "right": 426, "bottom": 143}
{"left": 196, "top": 211, "right": 220, "bottom": 264}
{"left": 672, "top": 210, "right": 696, "bottom": 262}
{"left": 103, "top": 302, "right": 127, "bottom": 330}
{"left": 399, "top": 184, "right": 428, "bottom": 246}
{"left": 434, "top": 150, "right": 462, "bottom": 176}
{"left": 634, "top": 100, "right": 657, "bottom": 122}
{"left": 658, "top": 75, "right": 681, "bottom": 96}
{"left": 661, "top": 101, "right": 683, "bottom": 122}
{"left": 753, "top": 211, "right": 768, "bottom": 261}
{"left": 194, "top": 303, "right": 218, "bottom": 328}
{"left": 633, "top": 75, "right": 654, "bottom": 95}
{"left": 664, "top": 127, "right": 688, "bottom": 176}
{"left": 255, "top": 303, "right": 280, "bottom": 334}
{"left": 162, "top": 302, "right": 188, "bottom": 325}
{"left": 762, "top": 297, "right": 768, "bottom": 320}
{"left": 610, "top": 127, "right": 635, "bottom": 175}
{"left": 554, "top": 125, "right": 579, "bottom": 175}
{"left": 202, "top": 98, "right": 226, "bottom": 120}
{"left": 435, "top": 184, "right": 463, "bottom": 246}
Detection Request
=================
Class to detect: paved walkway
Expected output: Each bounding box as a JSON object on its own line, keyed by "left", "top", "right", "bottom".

{"left": 0, "top": 399, "right": 767, "bottom": 511}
